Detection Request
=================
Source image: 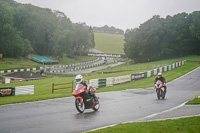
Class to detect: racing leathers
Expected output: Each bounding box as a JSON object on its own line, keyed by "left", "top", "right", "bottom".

{"left": 81, "top": 79, "right": 98, "bottom": 101}
{"left": 155, "top": 77, "right": 167, "bottom": 92}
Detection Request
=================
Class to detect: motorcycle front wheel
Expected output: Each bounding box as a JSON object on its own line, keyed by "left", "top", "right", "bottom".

{"left": 92, "top": 102, "right": 100, "bottom": 111}
{"left": 156, "top": 89, "right": 161, "bottom": 100}
{"left": 75, "top": 99, "right": 85, "bottom": 113}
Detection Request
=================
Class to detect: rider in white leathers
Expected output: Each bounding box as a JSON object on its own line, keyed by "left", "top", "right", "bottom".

{"left": 75, "top": 75, "right": 98, "bottom": 101}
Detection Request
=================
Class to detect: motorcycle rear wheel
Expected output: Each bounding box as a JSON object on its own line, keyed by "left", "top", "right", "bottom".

{"left": 75, "top": 99, "right": 85, "bottom": 113}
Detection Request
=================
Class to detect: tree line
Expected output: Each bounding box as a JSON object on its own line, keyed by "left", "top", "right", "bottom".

{"left": 124, "top": 12, "right": 200, "bottom": 63}
{"left": 0, "top": 0, "right": 95, "bottom": 58}
{"left": 93, "top": 25, "right": 124, "bottom": 35}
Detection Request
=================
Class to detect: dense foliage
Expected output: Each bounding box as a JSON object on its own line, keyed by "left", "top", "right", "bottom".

{"left": 93, "top": 25, "right": 124, "bottom": 35}
{"left": 0, "top": 0, "right": 95, "bottom": 58}
{"left": 124, "top": 12, "right": 200, "bottom": 63}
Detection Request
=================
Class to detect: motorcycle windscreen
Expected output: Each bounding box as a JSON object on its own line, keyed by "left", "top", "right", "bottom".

{"left": 75, "top": 84, "right": 85, "bottom": 90}
{"left": 156, "top": 80, "right": 162, "bottom": 84}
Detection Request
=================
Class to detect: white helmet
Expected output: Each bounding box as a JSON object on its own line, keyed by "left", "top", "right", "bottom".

{"left": 75, "top": 75, "right": 83, "bottom": 84}
{"left": 158, "top": 73, "right": 162, "bottom": 78}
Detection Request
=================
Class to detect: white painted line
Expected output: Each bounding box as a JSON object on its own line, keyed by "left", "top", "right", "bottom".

{"left": 138, "top": 114, "right": 200, "bottom": 123}
{"left": 137, "top": 101, "right": 187, "bottom": 121}
{"left": 86, "top": 124, "right": 118, "bottom": 132}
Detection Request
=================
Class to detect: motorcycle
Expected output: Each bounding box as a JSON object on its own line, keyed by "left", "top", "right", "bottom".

{"left": 155, "top": 80, "right": 166, "bottom": 99}
{"left": 72, "top": 83, "right": 100, "bottom": 113}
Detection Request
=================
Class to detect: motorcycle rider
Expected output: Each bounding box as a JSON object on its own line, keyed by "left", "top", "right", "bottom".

{"left": 155, "top": 73, "right": 167, "bottom": 92}
{"left": 75, "top": 75, "right": 98, "bottom": 101}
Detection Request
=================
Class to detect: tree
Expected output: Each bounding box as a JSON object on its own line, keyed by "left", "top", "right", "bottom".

{"left": 0, "top": 0, "right": 32, "bottom": 57}
{"left": 189, "top": 11, "right": 200, "bottom": 55}
{"left": 73, "top": 23, "right": 95, "bottom": 55}
{"left": 124, "top": 12, "right": 200, "bottom": 62}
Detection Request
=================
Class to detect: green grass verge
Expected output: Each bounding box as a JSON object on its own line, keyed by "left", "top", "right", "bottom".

{"left": 0, "top": 56, "right": 199, "bottom": 105}
{"left": 86, "top": 116, "right": 200, "bottom": 133}
{"left": 58, "top": 56, "right": 97, "bottom": 65}
{"left": 94, "top": 33, "right": 124, "bottom": 54}
{"left": 186, "top": 98, "right": 200, "bottom": 104}
{"left": 0, "top": 57, "right": 39, "bottom": 70}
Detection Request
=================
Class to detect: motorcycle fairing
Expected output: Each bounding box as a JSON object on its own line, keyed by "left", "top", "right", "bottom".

{"left": 75, "top": 96, "right": 83, "bottom": 103}
{"left": 72, "top": 85, "right": 86, "bottom": 96}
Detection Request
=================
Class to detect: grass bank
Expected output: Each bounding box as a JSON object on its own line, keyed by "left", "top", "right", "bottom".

{"left": 94, "top": 33, "right": 124, "bottom": 54}
{"left": 87, "top": 116, "right": 200, "bottom": 133}
{"left": 0, "top": 56, "right": 97, "bottom": 71}
{"left": 186, "top": 98, "right": 200, "bottom": 104}
{"left": 0, "top": 57, "right": 39, "bottom": 70}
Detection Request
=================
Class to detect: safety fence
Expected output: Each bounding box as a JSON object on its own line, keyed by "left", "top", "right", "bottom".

{"left": 0, "top": 85, "right": 34, "bottom": 97}
{"left": 47, "top": 60, "right": 104, "bottom": 73}
{"left": 0, "top": 67, "right": 40, "bottom": 74}
{"left": 89, "top": 61, "right": 185, "bottom": 88}
{"left": 52, "top": 82, "right": 73, "bottom": 93}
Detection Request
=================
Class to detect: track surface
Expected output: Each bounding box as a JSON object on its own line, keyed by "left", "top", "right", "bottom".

{"left": 0, "top": 67, "right": 200, "bottom": 133}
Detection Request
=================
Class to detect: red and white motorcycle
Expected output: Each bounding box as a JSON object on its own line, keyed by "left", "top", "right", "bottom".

{"left": 72, "top": 83, "right": 100, "bottom": 113}
{"left": 155, "top": 80, "right": 166, "bottom": 99}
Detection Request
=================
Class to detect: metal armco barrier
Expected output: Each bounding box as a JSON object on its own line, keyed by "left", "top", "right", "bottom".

{"left": 0, "top": 67, "right": 40, "bottom": 74}
{"left": 0, "top": 87, "right": 15, "bottom": 97}
{"left": 131, "top": 73, "right": 144, "bottom": 80}
{"left": 52, "top": 81, "right": 73, "bottom": 93}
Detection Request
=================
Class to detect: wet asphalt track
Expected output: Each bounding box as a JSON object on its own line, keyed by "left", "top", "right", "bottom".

{"left": 0, "top": 67, "right": 200, "bottom": 133}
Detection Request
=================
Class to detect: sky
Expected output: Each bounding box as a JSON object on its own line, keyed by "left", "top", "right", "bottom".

{"left": 14, "top": 0, "right": 200, "bottom": 31}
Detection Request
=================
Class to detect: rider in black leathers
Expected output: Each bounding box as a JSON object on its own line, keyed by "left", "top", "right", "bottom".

{"left": 155, "top": 73, "right": 167, "bottom": 92}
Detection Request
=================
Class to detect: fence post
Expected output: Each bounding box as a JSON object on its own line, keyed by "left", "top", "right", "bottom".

{"left": 52, "top": 83, "right": 54, "bottom": 94}
{"left": 72, "top": 81, "right": 74, "bottom": 92}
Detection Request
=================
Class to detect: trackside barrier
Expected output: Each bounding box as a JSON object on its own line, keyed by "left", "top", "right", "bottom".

{"left": 52, "top": 82, "right": 73, "bottom": 93}
{"left": 168, "top": 65, "right": 171, "bottom": 71}
{"left": 153, "top": 69, "right": 157, "bottom": 75}
{"left": 147, "top": 71, "right": 151, "bottom": 78}
{"left": 89, "top": 75, "right": 131, "bottom": 88}
{"left": 131, "top": 73, "right": 144, "bottom": 80}
{"left": 89, "top": 79, "right": 99, "bottom": 88}
{"left": 164, "top": 66, "right": 167, "bottom": 72}
{"left": 0, "top": 85, "right": 34, "bottom": 97}
{"left": 159, "top": 67, "right": 162, "bottom": 73}
{"left": 89, "top": 60, "right": 186, "bottom": 89}
{"left": 0, "top": 87, "right": 15, "bottom": 97}
{"left": 47, "top": 58, "right": 102, "bottom": 73}
{"left": 0, "top": 58, "right": 100, "bottom": 74}
{"left": 106, "top": 77, "right": 114, "bottom": 86}
{"left": 0, "top": 67, "right": 40, "bottom": 74}
{"left": 113, "top": 75, "right": 131, "bottom": 85}
{"left": 98, "top": 79, "right": 107, "bottom": 88}
{"left": 176, "top": 62, "right": 179, "bottom": 67}
{"left": 172, "top": 63, "right": 175, "bottom": 69}
{"left": 15, "top": 85, "right": 34, "bottom": 95}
